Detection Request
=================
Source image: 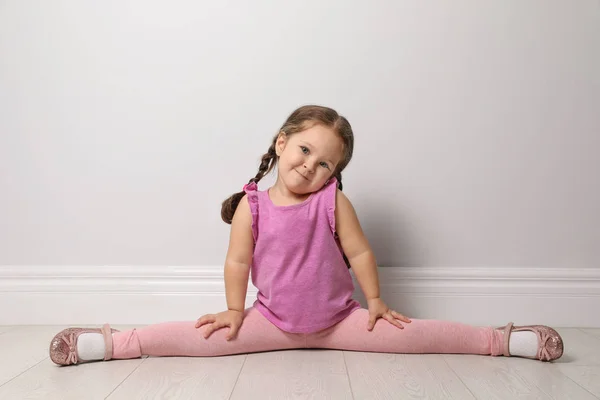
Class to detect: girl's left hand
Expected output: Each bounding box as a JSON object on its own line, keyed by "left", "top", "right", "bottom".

{"left": 366, "top": 297, "right": 412, "bottom": 331}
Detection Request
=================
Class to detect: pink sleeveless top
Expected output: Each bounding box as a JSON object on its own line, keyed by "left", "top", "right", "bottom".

{"left": 243, "top": 178, "right": 361, "bottom": 333}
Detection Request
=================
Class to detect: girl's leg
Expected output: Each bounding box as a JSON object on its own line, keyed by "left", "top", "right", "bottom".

{"left": 307, "top": 309, "right": 504, "bottom": 356}
{"left": 113, "top": 307, "right": 305, "bottom": 359}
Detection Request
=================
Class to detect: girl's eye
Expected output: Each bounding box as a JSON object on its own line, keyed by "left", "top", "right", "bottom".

{"left": 300, "top": 146, "right": 309, "bottom": 154}
{"left": 320, "top": 162, "right": 330, "bottom": 169}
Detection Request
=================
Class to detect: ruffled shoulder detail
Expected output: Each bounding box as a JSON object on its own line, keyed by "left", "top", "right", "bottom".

{"left": 243, "top": 182, "right": 259, "bottom": 242}
{"left": 324, "top": 178, "right": 338, "bottom": 234}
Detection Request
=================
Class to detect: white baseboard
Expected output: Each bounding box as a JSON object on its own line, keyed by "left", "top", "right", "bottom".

{"left": 1, "top": 266, "right": 599, "bottom": 327}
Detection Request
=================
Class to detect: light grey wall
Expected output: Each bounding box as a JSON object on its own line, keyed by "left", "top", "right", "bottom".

{"left": 1, "top": 1, "right": 599, "bottom": 268}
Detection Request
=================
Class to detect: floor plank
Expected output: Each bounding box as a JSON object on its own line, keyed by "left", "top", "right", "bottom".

{"left": 0, "top": 326, "right": 15, "bottom": 335}
{"left": 0, "top": 358, "right": 145, "bottom": 400}
{"left": 106, "top": 355, "right": 246, "bottom": 400}
{"left": 343, "top": 352, "right": 475, "bottom": 399}
{"left": 0, "top": 326, "right": 62, "bottom": 386}
{"left": 553, "top": 328, "right": 600, "bottom": 366}
{"left": 498, "top": 357, "right": 597, "bottom": 400}
{"left": 230, "top": 350, "right": 353, "bottom": 400}
{"left": 443, "top": 354, "right": 552, "bottom": 399}
{"left": 553, "top": 365, "right": 600, "bottom": 398}
{"left": 580, "top": 328, "right": 600, "bottom": 340}
{"left": 553, "top": 329, "right": 600, "bottom": 397}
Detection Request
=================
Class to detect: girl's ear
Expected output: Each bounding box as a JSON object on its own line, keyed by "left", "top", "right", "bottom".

{"left": 275, "top": 131, "right": 287, "bottom": 156}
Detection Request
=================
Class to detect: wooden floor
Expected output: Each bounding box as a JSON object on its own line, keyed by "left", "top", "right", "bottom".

{"left": 0, "top": 326, "right": 599, "bottom": 399}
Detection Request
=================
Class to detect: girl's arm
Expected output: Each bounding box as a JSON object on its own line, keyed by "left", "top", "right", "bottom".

{"left": 335, "top": 190, "right": 411, "bottom": 330}
{"left": 334, "top": 190, "right": 380, "bottom": 300}
{"left": 195, "top": 195, "right": 254, "bottom": 340}
{"left": 224, "top": 195, "right": 254, "bottom": 312}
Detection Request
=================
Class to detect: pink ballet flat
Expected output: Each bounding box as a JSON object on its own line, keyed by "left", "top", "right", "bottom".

{"left": 498, "top": 322, "right": 564, "bottom": 362}
{"left": 49, "top": 324, "right": 118, "bottom": 366}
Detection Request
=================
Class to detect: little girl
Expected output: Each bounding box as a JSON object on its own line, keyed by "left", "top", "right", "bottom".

{"left": 50, "top": 105, "right": 563, "bottom": 365}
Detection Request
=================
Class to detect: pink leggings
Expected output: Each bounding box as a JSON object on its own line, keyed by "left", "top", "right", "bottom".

{"left": 112, "top": 308, "right": 505, "bottom": 359}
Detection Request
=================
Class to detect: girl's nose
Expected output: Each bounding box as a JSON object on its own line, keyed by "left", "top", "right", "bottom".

{"left": 304, "top": 161, "right": 316, "bottom": 173}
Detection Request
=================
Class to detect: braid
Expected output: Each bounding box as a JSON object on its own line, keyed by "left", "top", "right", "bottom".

{"left": 335, "top": 171, "right": 343, "bottom": 191}
{"left": 250, "top": 141, "right": 277, "bottom": 184}
{"left": 332, "top": 171, "right": 352, "bottom": 268}
{"left": 221, "top": 137, "right": 279, "bottom": 224}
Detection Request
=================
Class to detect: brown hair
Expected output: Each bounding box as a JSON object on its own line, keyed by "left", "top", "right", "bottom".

{"left": 221, "top": 105, "right": 354, "bottom": 224}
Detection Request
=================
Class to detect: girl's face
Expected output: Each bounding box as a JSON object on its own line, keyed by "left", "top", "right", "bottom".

{"left": 275, "top": 124, "right": 344, "bottom": 195}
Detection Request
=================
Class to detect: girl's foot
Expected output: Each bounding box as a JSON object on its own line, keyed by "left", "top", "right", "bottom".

{"left": 49, "top": 324, "right": 118, "bottom": 366}
{"left": 498, "top": 322, "right": 564, "bottom": 361}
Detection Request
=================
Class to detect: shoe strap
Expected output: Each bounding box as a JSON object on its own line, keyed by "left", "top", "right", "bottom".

{"left": 503, "top": 322, "right": 514, "bottom": 357}
{"left": 101, "top": 323, "right": 113, "bottom": 361}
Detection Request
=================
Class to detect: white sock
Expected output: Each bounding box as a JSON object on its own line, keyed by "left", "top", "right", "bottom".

{"left": 77, "top": 333, "right": 108, "bottom": 361}
{"left": 508, "top": 331, "right": 538, "bottom": 358}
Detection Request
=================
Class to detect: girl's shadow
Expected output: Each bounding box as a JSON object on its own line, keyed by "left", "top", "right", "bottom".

{"left": 351, "top": 196, "right": 420, "bottom": 315}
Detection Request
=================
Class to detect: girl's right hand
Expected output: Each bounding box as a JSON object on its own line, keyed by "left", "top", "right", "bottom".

{"left": 195, "top": 309, "right": 245, "bottom": 341}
